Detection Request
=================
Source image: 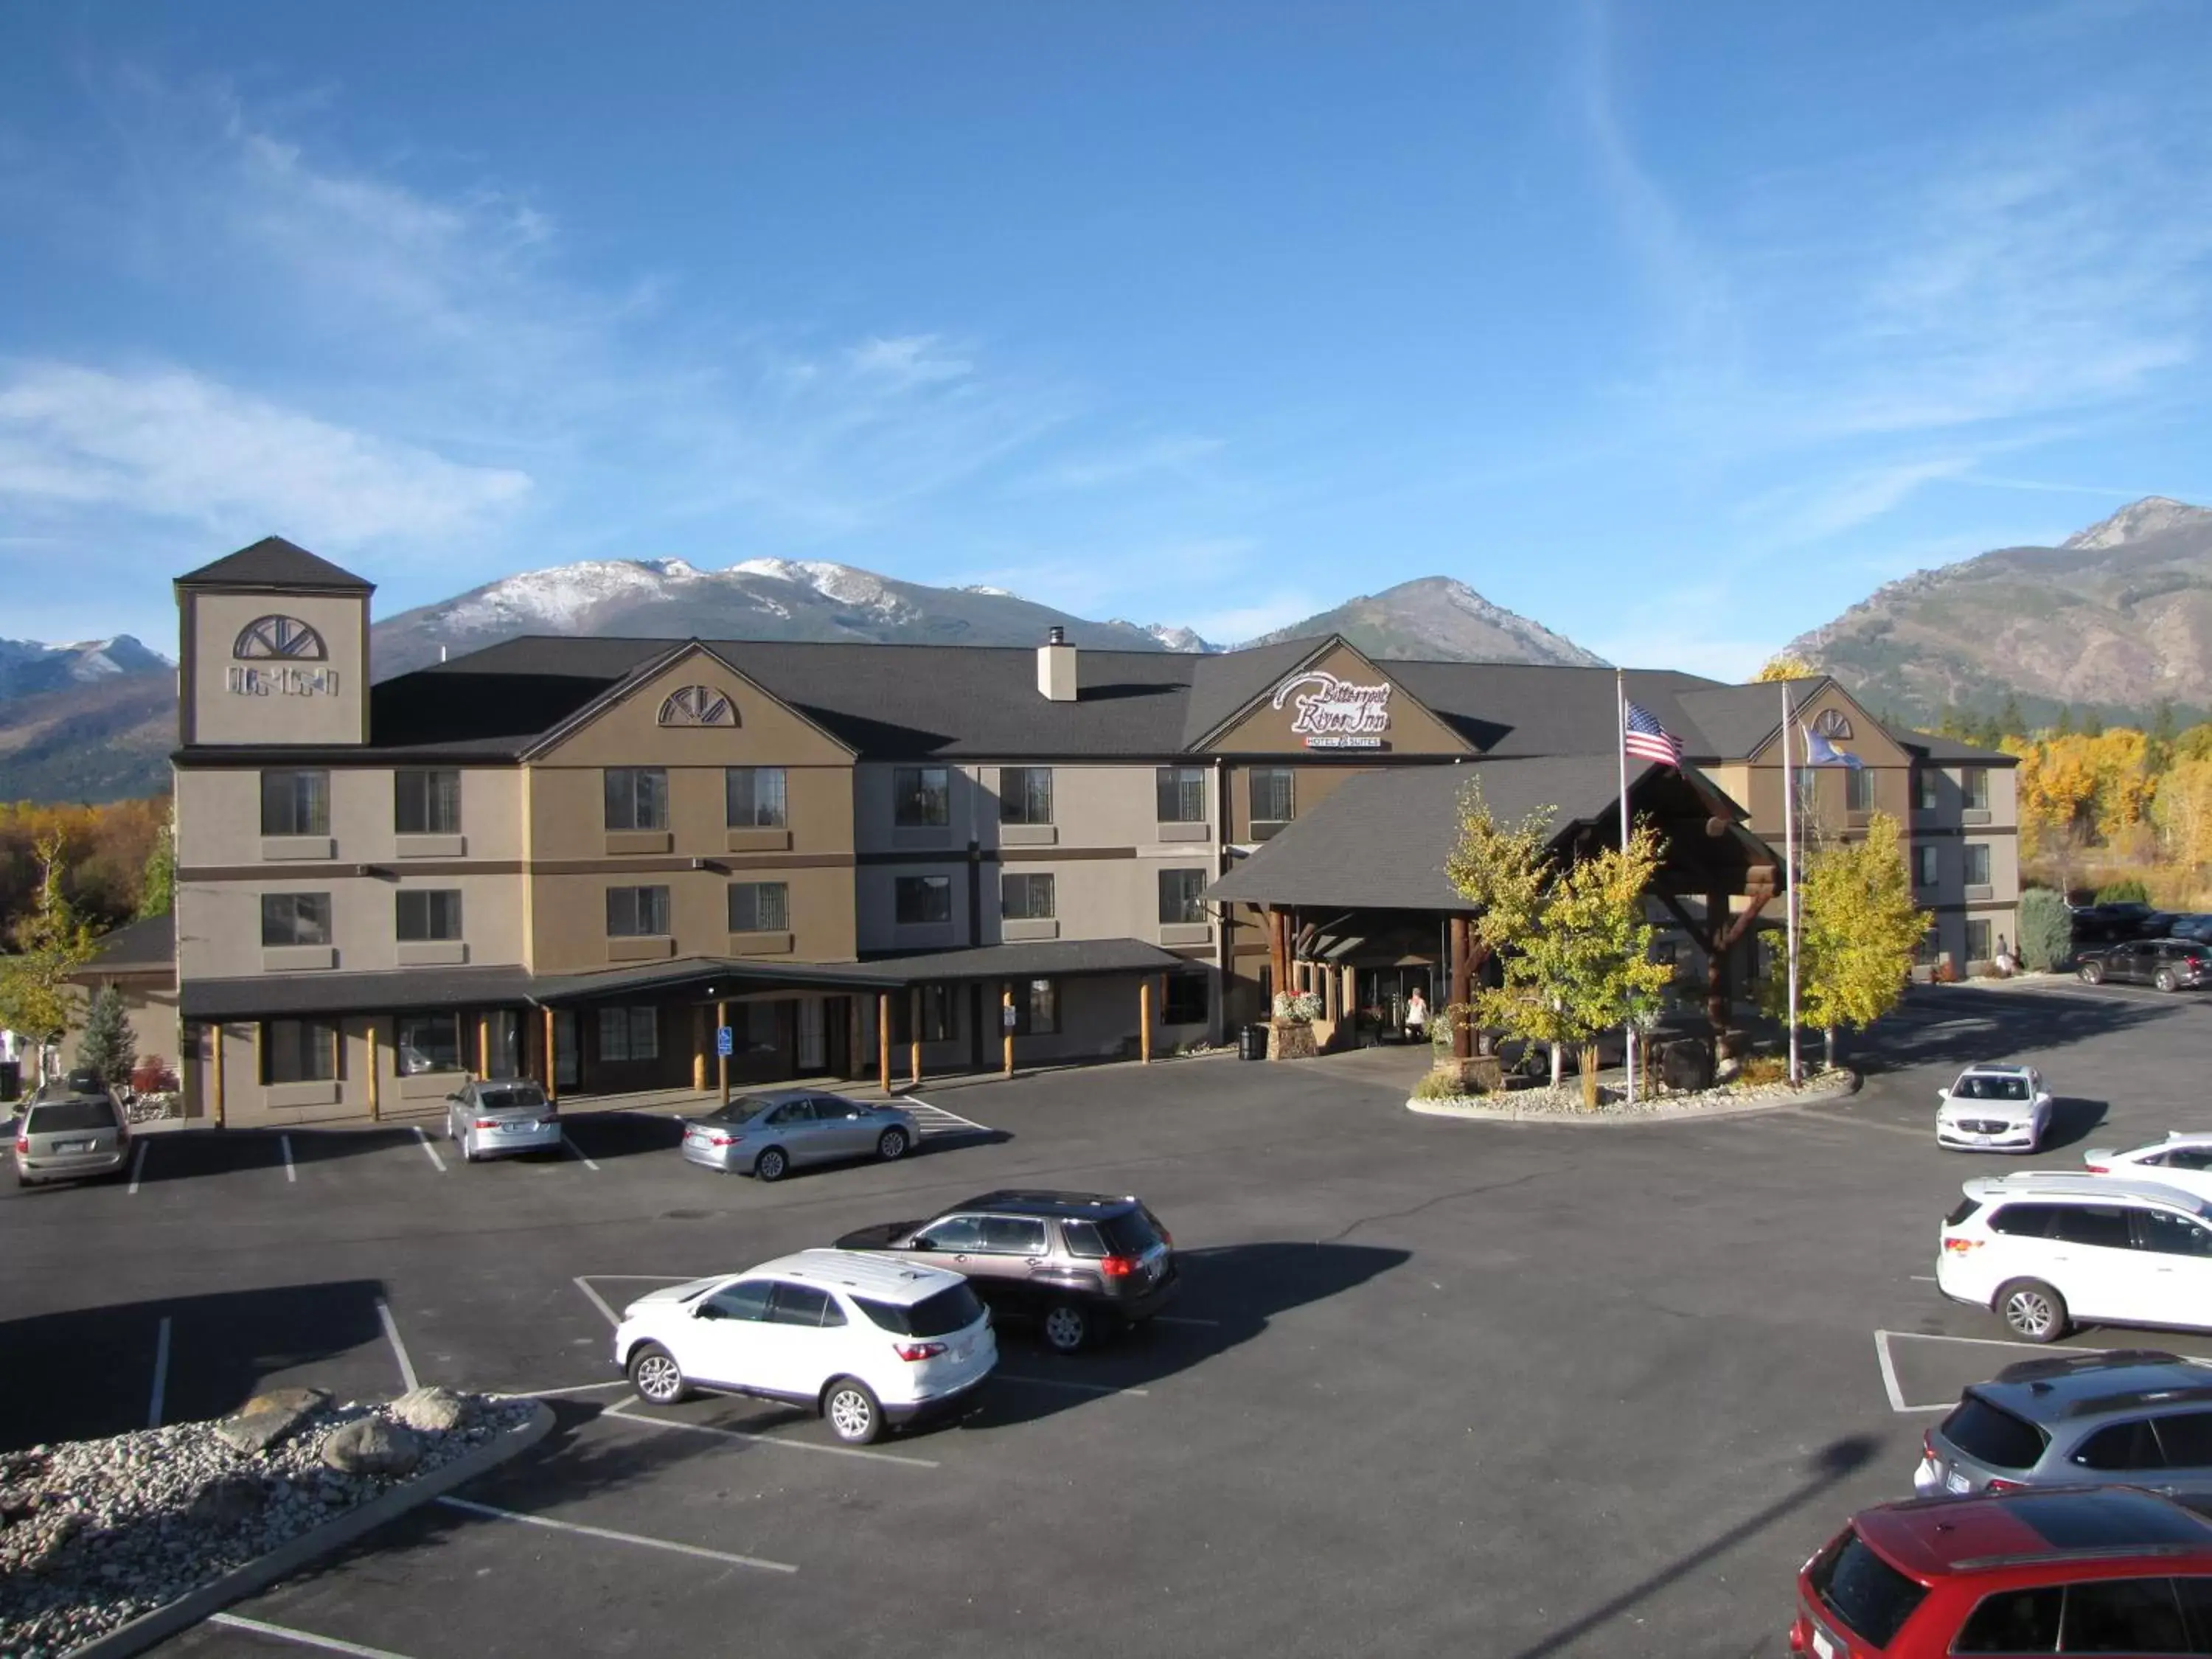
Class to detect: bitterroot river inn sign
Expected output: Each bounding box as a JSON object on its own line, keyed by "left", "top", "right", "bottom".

{"left": 1271, "top": 670, "right": 1392, "bottom": 749}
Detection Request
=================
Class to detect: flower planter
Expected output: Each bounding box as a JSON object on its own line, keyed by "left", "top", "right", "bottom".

{"left": 1266, "top": 1021, "right": 1318, "bottom": 1060}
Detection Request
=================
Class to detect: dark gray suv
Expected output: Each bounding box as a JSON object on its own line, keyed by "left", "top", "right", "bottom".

{"left": 1914, "top": 1349, "right": 2212, "bottom": 1501}
{"left": 2079, "top": 939, "right": 2211, "bottom": 992}
{"left": 836, "top": 1189, "right": 1178, "bottom": 1352}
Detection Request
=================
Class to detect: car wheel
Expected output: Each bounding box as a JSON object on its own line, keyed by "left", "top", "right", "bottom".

{"left": 876, "top": 1127, "right": 909, "bottom": 1162}
{"left": 2080, "top": 961, "right": 2104, "bottom": 984}
{"left": 2157, "top": 969, "right": 2179, "bottom": 992}
{"left": 754, "top": 1147, "right": 788, "bottom": 1183}
{"left": 823, "top": 1377, "right": 882, "bottom": 1444}
{"left": 627, "top": 1342, "right": 689, "bottom": 1405}
{"left": 1997, "top": 1279, "right": 2069, "bottom": 1343}
{"left": 1041, "top": 1302, "right": 1091, "bottom": 1353}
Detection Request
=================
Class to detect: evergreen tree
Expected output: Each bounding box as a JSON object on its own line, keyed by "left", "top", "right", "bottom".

{"left": 2150, "top": 700, "right": 2178, "bottom": 773}
{"left": 2017, "top": 888, "right": 2073, "bottom": 973}
{"left": 2054, "top": 706, "right": 2076, "bottom": 738}
{"left": 2083, "top": 709, "right": 2105, "bottom": 738}
{"left": 74, "top": 983, "right": 136, "bottom": 1088}
{"left": 1999, "top": 695, "right": 2024, "bottom": 741}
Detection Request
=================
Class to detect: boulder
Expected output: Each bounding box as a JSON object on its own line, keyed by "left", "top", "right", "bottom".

{"left": 389, "top": 1385, "right": 470, "bottom": 1434}
{"left": 187, "top": 1475, "right": 267, "bottom": 1528}
{"left": 216, "top": 1388, "right": 331, "bottom": 1455}
{"left": 321, "top": 1417, "right": 423, "bottom": 1478}
{"left": 1660, "top": 1040, "right": 1715, "bottom": 1094}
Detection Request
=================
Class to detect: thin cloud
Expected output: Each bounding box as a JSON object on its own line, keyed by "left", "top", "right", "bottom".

{"left": 1017, "top": 435, "right": 1226, "bottom": 494}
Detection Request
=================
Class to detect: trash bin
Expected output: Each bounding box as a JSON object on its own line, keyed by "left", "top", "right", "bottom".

{"left": 1239, "top": 1023, "right": 1267, "bottom": 1062}
{"left": 0, "top": 1060, "right": 16, "bottom": 1102}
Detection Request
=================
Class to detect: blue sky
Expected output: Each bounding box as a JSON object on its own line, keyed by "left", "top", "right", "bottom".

{"left": 3, "top": 1, "right": 2210, "bottom": 676}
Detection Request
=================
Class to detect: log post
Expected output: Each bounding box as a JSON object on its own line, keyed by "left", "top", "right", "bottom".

{"left": 542, "top": 1007, "right": 557, "bottom": 1101}
{"left": 877, "top": 992, "right": 891, "bottom": 1093}
{"left": 1139, "top": 977, "right": 1152, "bottom": 1064}
{"left": 366, "top": 1021, "right": 381, "bottom": 1123}
{"left": 1707, "top": 888, "right": 1732, "bottom": 1041}
{"left": 908, "top": 987, "right": 922, "bottom": 1088}
{"left": 692, "top": 1006, "right": 707, "bottom": 1093}
{"left": 1449, "top": 914, "right": 1473, "bottom": 1060}
{"left": 1002, "top": 984, "right": 1014, "bottom": 1077}
{"left": 479, "top": 1014, "right": 491, "bottom": 1081}
{"left": 212, "top": 1025, "right": 226, "bottom": 1130}
{"left": 716, "top": 1001, "right": 730, "bottom": 1107}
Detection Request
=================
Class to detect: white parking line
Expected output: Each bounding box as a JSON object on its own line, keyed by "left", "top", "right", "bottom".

{"left": 209, "top": 1613, "right": 420, "bottom": 1658}
{"left": 1874, "top": 1328, "right": 2113, "bottom": 1414}
{"left": 412, "top": 1126, "right": 446, "bottom": 1172}
{"left": 600, "top": 1398, "right": 939, "bottom": 1469}
{"left": 562, "top": 1133, "right": 600, "bottom": 1172}
{"left": 995, "top": 1372, "right": 1150, "bottom": 1398}
{"left": 435, "top": 1495, "right": 798, "bottom": 1573}
{"left": 573, "top": 1276, "right": 622, "bottom": 1327}
{"left": 147, "top": 1316, "right": 171, "bottom": 1429}
{"left": 900, "top": 1095, "right": 990, "bottom": 1133}
{"left": 376, "top": 1298, "right": 420, "bottom": 1394}
{"left": 503, "top": 1379, "right": 630, "bottom": 1399}
{"left": 280, "top": 1133, "right": 296, "bottom": 1183}
{"left": 127, "top": 1139, "right": 147, "bottom": 1194}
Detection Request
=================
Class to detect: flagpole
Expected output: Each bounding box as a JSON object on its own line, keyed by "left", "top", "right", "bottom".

{"left": 1618, "top": 669, "right": 1635, "bottom": 1105}
{"left": 1781, "top": 682, "right": 1801, "bottom": 1085}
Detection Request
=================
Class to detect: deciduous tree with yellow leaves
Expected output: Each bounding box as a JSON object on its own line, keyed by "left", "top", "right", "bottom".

{"left": 1763, "top": 812, "right": 1926, "bottom": 1072}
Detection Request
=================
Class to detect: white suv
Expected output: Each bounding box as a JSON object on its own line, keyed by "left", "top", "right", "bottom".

{"left": 614, "top": 1249, "right": 997, "bottom": 1444}
{"left": 1937, "top": 1174, "right": 2212, "bottom": 1343}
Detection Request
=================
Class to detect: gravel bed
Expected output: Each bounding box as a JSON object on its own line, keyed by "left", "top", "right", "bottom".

{"left": 0, "top": 1391, "right": 537, "bottom": 1658}
{"left": 1418, "top": 1070, "right": 1857, "bottom": 1118}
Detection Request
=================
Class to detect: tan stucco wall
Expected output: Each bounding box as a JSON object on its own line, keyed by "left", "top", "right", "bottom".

{"left": 532, "top": 651, "right": 853, "bottom": 772}
{"left": 178, "top": 870, "right": 529, "bottom": 979}
{"left": 175, "top": 767, "right": 525, "bottom": 866}
{"left": 1222, "top": 761, "right": 1384, "bottom": 844}
{"left": 525, "top": 764, "right": 853, "bottom": 863}
{"left": 183, "top": 589, "right": 368, "bottom": 748}
{"left": 528, "top": 864, "right": 858, "bottom": 970}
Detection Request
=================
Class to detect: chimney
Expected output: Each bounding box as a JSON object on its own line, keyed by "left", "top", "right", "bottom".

{"left": 1037, "top": 625, "right": 1077, "bottom": 702}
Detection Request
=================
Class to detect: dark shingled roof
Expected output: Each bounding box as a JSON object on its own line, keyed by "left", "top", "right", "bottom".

{"left": 531, "top": 938, "right": 1187, "bottom": 1004}
{"left": 1899, "top": 730, "right": 2020, "bottom": 764}
{"left": 175, "top": 537, "right": 375, "bottom": 592}
{"left": 181, "top": 964, "right": 536, "bottom": 1021}
{"left": 1206, "top": 757, "right": 1641, "bottom": 912}
{"left": 77, "top": 915, "right": 175, "bottom": 977}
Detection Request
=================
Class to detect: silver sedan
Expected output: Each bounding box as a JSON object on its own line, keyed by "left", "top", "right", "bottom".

{"left": 680, "top": 1089, "right": 919, "bottom": 1182}
{"left": 445, "top": 1079, "right": 563, "bottom": 1164}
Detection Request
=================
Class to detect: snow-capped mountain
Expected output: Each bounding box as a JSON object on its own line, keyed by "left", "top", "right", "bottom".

{"left": 0, "top": 634, "right": 171, "bottom": 700}
{"left": 1245, "top": 578, "right": 1608, "bottom": 667}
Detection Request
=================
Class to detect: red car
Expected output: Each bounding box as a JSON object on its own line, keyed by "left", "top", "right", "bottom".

{"left": 1792, "top": 1486, "right": 2212, "bottom": 1655}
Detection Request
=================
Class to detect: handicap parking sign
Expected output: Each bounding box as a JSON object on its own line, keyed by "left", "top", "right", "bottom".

{"left": 716, "top": 1026, "right": 734, "bottom": 1057}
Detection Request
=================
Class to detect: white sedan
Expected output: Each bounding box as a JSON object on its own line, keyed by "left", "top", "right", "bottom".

{"left": 1935, "top": 1064, "right": 2053, "bottom": 1152}
{"left": 2085, "top": 1131, "right": 2212, "bottom": 1200}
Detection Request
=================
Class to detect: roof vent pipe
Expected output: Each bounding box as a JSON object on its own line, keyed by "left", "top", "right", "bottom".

{"left": 1038, "top": 626, "right": 1077, "bottom": 702}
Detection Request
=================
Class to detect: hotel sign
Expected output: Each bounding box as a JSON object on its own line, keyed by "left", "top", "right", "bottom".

{"left": 1271, "top": 669, "right": 1392, "bottom": 749}
{"left": 228, "top": 664, "right": 341, "bottom": 698}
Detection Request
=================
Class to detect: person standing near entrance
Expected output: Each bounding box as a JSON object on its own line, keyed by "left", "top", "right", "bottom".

{"left": 1403, "top": 987, "right": 1428, "bottom": 1043}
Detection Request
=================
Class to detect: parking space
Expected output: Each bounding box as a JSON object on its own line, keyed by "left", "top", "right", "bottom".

{"left": 10, "top": 981, "right": 2212, "bottom": 1655}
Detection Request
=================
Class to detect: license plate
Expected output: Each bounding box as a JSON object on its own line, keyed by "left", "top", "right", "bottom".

{"left": 53, "top": 1140, "right": 91, "bottom": 1154}
{"left": 1811, "top": 1629, "right": 1837, "bottom": 1659}
{"left": 502, "top": 1122, "right": 536, "bottom": 1133}
{"left": 1946, "top": 1470, "right": 1972, "bottom": 1494}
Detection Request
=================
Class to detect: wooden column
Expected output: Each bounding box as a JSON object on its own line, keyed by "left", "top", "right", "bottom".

{"left": 692, "top": 1007, "right": 707, "bottom": 1092}
{"left": 908, "top": 987, "right": 922, "bottom": 1088}
{"left": 877, "top": 992, "right": 891, "bottom": 1092}
{"left": 1323, "top": 964, "right": 1340, "bottom": 1022}
{"left": 478, "top": 1014, "right": 491, "bottom": 1081}
{"left": 1266, "top": 907, "right": 1289, "bottom": 1011}
{"left": 1002, "top": 984, "right": 1015, "bottom": 1077}
{"left": 1449, "top": 914, "right": 1473, "bottom": 1060}
{"left": 716, "top": 1001, "right": 730, "bottom": 1107}
{"left": 1139, "top": 978, "right": 1153, "bottom": 1063}
{"left": 542, "top": 1007, "right": 557, "bottom": 1101}
{"left": 366, "top": 1022, "right": 381, "bottom": 1123}
{"left": 1342, "top": 964, "right": 1357, "bottom": 1038}
{"left": 211, "top": 1025, "right": 226, "bottom": 1130}
{"left": 1706, "top": 888, "right": 1731, "bottom": 1040}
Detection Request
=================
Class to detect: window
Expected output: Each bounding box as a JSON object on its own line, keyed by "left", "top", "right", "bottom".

{"left": 1000, "top": 767, "right": 1053, "bottom": 826}
{"left": 1966, "top": 918, "right": 1992, "bottom": 961}
{"left": 262, "top": 1020, "right": 338, "bottom": 1084}
{"left": 703, "top": 1281, "right": 773, "bottom": 1322}
{"left": 1001, "top": 872, "right": 1056, "bottom": 921}
{"left": 725, "top": 767, "right": 787, "bottom": 829}
{"left": 895, "top": 874, "right": 952, "bottom": 925}
{"left": 976, "top": 1215, "right": 1050, "bottom": 1255}
{"left": 893, "top": 766, "right": 950, "bottom": 827}
{"left": 1249, "top": 768, "right": 1294, "bottom": 828}
{"left": 852, "top": 1284, "right": 984, "bottom": 1338}
{"left": 394, "top": 769, "right": 461, "bottom": 835}
{"left": 1158, "top": 868, "right": 1208, "bottom": 925}
{"left": 2137, "top": 1211, "right": 2212, "bottom": 1259}
{"left": 597, "top": 1006, "right": 659, "bottom": 1062}
{"left": 1941, "top": 1396, "right": 2048, "bottom": 1470}
{"left": 260, "top": 893, "right": 332, "bottom": 947}
{"left": 1989, "top": 1203, "right": 2060, "bottom": 1237}
{"left": 765, "top": 1283, "right": 845, "bottom": 1328}
{"left": 603, "top": 767, "right": 668, "bottom": 831}
{"left": 1916, "top": 769, "right": 1940, "bottom": 811}
{"left": 395, "top": 889, "right": 463, "bottom": 942}
{"left": 2049, "top": 1204, "right": 2133, "bottom": 1251}
{"left": 894, "top": 985, "right": 957, "bottom": 1045}
{"left": 260, "top": 770, "right": 330, "bottom": 836}
{"left": 1914, "top": 925, "right": 1940, "bottom": 967}
{"left": 2072, "top": 1419, "right": 2166, "bottom": 1472}
{"left": 1917, "top": 844, "right": 1939, "bottom": 888}
{"left": 1156, "top": 766, "right": 1207, "bottom": 824}
{"left": 606, "top": 885, "right": 671, "bottom": 937}
{"left": 1846, "top": 767, "right": 1874, "bottom": 813}
{"left": 915, "top": 1214, "right": 987, "bottom": 1252}
{"left": 1805, "top": 1530, "right": 1928, "bottom": 1652}
{"left": 1016, "top": 978, "right": 1057, "bottom": 1036}
{"left": 1062, "top": 1208, "right": 1164, "bottom": 1257}
{"left": 727, "top": 881, "right": 789, "bottom": 933}
{"left": 1965, "top": 843, "right": 1992, "bottom": 886}
{"left": 1954, "top": 1586, "right": 2062, "bottom": 1653}
{"left": 1163, "top": 972, "right": 1209, "bottom": 1026}
{"left": 2155, "top": 1411, "right": 2212, "bottom": 1467}
{"left": 395, "top": 1014, "right": 465, "bottom": 1077}
{"left": 2057, "top": 1578, "right": 2190, "bottom": 1652}
{"left": 1965, "top": 767, "right": 1990, "bottom": 810}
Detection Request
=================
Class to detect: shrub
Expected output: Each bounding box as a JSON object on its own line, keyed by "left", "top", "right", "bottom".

{"left": 129, "top": 1054, "right": 178, "bottom": 1094}
{"left": 2096, "top": 876, "right": 2151, "bottom": 905}
{"left": 1411, "top": 1070, "right": 1467, "bottom": 1102}
{"left": 2018, "top": 888, "right": 2073, "bottom": 973}
{"left": 1272, "top": 991, "right": 1321, "bottom": 1023}
{"left": 1736, "top": 1054, "right": 1790, "bottom": 1087}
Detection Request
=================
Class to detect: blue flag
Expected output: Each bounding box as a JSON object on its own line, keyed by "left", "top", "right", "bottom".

{"left": 1801, "top": 726, "right": 1863, "bottom": 768}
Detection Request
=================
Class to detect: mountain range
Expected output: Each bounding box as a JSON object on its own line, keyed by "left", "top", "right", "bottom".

{"left": 10, "top": 494, "right": 2210, "bottom": 802}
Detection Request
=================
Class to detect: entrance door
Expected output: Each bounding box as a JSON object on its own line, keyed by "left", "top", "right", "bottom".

{"left": 552, "top": 1011, "right": 580, "bottom": 1091}
{"left": 796, "top": 998, "right": 827, "bottom": 1073}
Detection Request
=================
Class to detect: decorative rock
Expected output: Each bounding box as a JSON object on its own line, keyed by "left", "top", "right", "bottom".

{"left": 215, "top": 1388, "right": 330, "bottom": 1455}
{"left": 389, "top": 1385, "right": 470, "bottom": 1433}
{"left": 320, "top": 1418, "right": 422, "bottom": 1478}
{"left": 187, "top": 1476, "right": 266, "bottom": 1528}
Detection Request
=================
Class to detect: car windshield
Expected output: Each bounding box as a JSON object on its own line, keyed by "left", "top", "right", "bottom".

{"left": 1956, "top": 1076, "right": 2029, "bottom": 1102}
{"left": 476, "top": 1086, "right": 546, "bottom": 1112}
{"left": 26, "top": 1098, "right": 116, "bottom": 1134}
{"left": 1807, "top": 1529, "right": 1928, "bottom": 1648}
{"left": 853, "top": 1284, "right": 985, "bottom": 1338}
{"left": 1942, "top": 1394, "right": 2049, "bottom": 1470}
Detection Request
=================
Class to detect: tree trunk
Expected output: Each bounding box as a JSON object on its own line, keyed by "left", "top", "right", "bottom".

{"left": 1578, "top": 1044, "right": 1600, "bottom": 1109}
{"left": 1823, "top": 1026, "right": 1836, "bottom": 1072}
{"left": 1548, "top": 1042, "right": 1563, "bottom": 1091}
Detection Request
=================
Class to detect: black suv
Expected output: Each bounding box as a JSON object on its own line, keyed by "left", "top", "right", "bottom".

{"left": 2079, "top": 938, "right": 2208, "bottom": 992}
{"left": 836, "top": 1190, "right": 1178, "bottom": 1352}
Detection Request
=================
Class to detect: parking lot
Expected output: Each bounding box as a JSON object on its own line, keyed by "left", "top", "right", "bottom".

{"left": 5, "top": 976, "right": 2210, "bottom": 1657}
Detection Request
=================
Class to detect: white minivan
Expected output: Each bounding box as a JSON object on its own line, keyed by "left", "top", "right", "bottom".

{"left": 613, "top": 1249, "right": 996, "bottom": 1444}
{"left": 1937, "top": 1173, "right": 2212, "bottom": 1343}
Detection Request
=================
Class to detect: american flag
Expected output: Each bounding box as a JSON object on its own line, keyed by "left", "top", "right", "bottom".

{"left": 1624, "top": 700, "right": 1684, "bottom": 768}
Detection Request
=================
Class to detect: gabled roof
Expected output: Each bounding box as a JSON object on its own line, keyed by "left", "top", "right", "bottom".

{"left": 175, "top": 537, "right": 374, "bottom": 593}
{"left": 513, "top": 639, "right": 859, "bottom": 761}
{"left": 1672, "top": 679, "right": 1825, "bottom": 760}
{"left": 74, "top": 914, "right": 175, "bottom": 978}
{"left": 1900, "top": 730, "right": 2019, "bottom": 764}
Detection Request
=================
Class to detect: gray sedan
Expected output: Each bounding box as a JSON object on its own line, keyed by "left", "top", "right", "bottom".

{"left": 680, "top": 1090, "right": 919, "bottom": 1182}
{"left": 445, "top": 1079, "right": 562, "bottom": 1164}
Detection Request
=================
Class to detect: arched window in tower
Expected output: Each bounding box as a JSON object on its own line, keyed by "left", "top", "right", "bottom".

{"left": 1811, "top": 708, "right": 1853, "bottom": 741}
{"left": 658, "top": 685, "right": 737, "bottom": 728}
{"left": 233, "top": 616, "right": 328, "bottom": 661}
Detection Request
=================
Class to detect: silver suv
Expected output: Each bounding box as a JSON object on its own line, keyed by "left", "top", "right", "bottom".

{"left": 1916, "top": 1349, "right": 2212, "bottom": 1501}
{"left": 13, "top": 1083, "right": 129, "bottom": 1188}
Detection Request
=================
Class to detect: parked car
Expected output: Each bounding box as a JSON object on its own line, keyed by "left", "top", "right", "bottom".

{"left": 2077, "top": 937, "right": 2210, "bottom": 990}
{"left": 12, "top": 1082, "right": 129, "bottom": 1188}
{"left": 2086, "top": 1132, "right": 2212, "bottom": 1203}
{"left": 445, "top": 1078, "right": 561, "bottom": 1164}
{"left": 2070, "top": 900, "right": 2164, "bottom": 945}
{"left": 1793, "top": 1486, "right": 2212, "bottom": 1658}
{"left": 1935, "top": 1065, "right": 2053, "bottom": 1153}
{"left": 679, "top": 1089, "right": 918, "bottom": 1181}
{"left": 2169, "top": 914, "right": 2212, "bottom": 945}
{"left": 837, "top": 1189, "right": 1178, "bottom": 1352}
{"left": 611, "top": 1249, "right": 995, "bottom": 1444}
{"left": 1937, "top": 1172, "right": 2212, "bottom": 1342}
{"left": 1913, "top": 1349, "right": 2212, "bottom": 1501}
